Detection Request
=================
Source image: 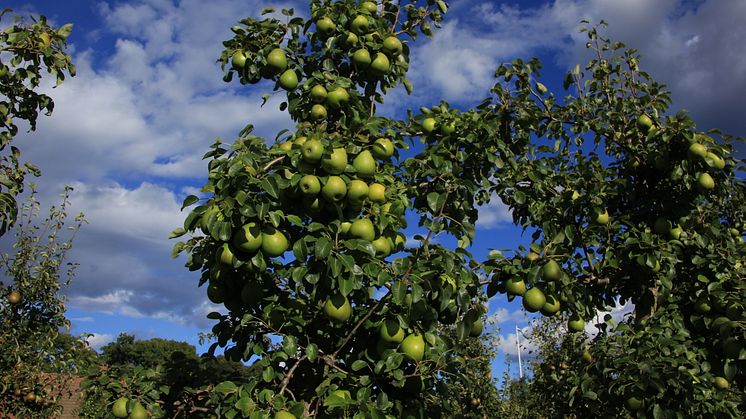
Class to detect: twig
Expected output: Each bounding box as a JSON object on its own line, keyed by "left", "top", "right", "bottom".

{"left": 279, "top": 353, "right": 308, "bottom": 397}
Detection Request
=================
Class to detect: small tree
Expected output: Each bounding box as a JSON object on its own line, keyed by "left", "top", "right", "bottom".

{"left": 0, "top": 185, "right": 86, "bottom": 417}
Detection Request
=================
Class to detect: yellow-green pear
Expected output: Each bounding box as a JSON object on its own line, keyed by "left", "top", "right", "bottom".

{"left": 353, "top": 150, "right": 377, "bottom": 177}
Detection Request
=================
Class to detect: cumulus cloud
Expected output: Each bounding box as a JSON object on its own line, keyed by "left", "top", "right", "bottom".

{"left": 497, "top": 325, "right": 539, "bottom": 360}
{"left": 476, "top": 195, "right": 512, "bottom": 229}
{"left": 85, "top": 332, "right": 114, "bottom": 351}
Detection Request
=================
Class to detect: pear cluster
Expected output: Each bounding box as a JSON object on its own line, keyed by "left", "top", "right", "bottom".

{"left": 500, "top": 255, "right": 575, "bottom": 325}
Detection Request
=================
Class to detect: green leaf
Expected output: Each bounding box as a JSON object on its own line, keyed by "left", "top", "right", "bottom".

{"left": 57, "top": 23, "right": 74, "bottom": 38}
{"left": 215, "top": 381, "right": 237, "bottom": 394}
{"left": 181, "top": 194, "right": 199, "bottom": 209}
{"left": 426, "top": 192, "right": 439, "bottom": 212}
{"left": 392, "top": 281, "right": 406, "bottom": 305}
{"left": 168, "top": 227, "right": 186, "bottom": 239}
{"left": 235, "top": 396, "right": 255, "bottom": 416}
{"left": 260, "top": 177, "right": 279, "bottom": 199}
{"left": 351, "top": 360, "right": 367, "bottom": 371}
{"left": 306, "top": 344, "right": 318, "bottom": 362}
{"left": 315, "top": 236, "right": 332, "bottom": 260}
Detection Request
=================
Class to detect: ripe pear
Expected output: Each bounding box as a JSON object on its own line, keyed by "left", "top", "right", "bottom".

{"left": 310, "top": 104, "right": 328, "bottom": 121}
{"left": 350, "top": 218, "right": 375, "bottom": 241}
{"left": 322, "top": 176, "right": 347, "bottom": 203}
{"left": 353, "top": 150, "right": 377, "bottom": 177}
{"left": 310, "top": 84, "right": 327, "bottom": 103}
{"left": 322, "top": 147, "right": 348, "bottom": 174}
{"left": 326, "top": 87, "right": 350, "bottom": 109}
{"left": 350, "top": 15, "right": 369, "bottom": 35}
{"left": 352, "top": 49, "right": 372, "bottom": 67}
{"left": 347, "top": 179, "right": 369, "bottom": 203}
{"left": 368, "top": 183, "right": 386, "bottom": 203}
{"left": 382, "top": 36, "right": 403, "bottom": 56}
{"left": 371, "top": 53, "right": 391, "bottom": 75}
{"left": 279, "top": 69, "right": 298, "bottom": 90}
{"left": 372, "top": 138, "right": 395, "bottom": 159}
{"left": 302, "top": 139, "right": 324, "bottom": 162}
{"left": 265, "top": 48, "right": 287, "bottom": 74}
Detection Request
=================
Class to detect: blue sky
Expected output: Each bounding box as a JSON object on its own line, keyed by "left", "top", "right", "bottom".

{"left": 3, "top": 0, "right": 745, "bottom": 380}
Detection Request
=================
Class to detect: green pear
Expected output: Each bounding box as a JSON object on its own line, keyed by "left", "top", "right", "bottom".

{"left": 371, "top": 138, "right": 395, "bottom": 159}
{"left": 350, "top": 218, "right": 375, "bottom": 241}
{"left": 371, "top": 236, "right": 392, "bottom": 257}
{"left": 706, "top": 152, "right": 725, "bottom": 169}
{"left": 371, "top": 53, "right": 391, "bottom": 75}
{"left": 421, "top": 117, "right": 437, "bottom": 133}
{"left": 233, "top": 222, "right": 263, "bottom": 253}
{"left": 339, "top": 221, "right": 352, "bottom": 235}
{"left": 265, "top": 48, "right": 287, "bottom": 74}
{"left": 231, "top": 51, "right": 247, "bottom": 69}
{"left": 697, "top": 172, "right": 715, "bottom": 191}
{"left": 279, "top": 69, "right": 298, "bottom": 90}
{"left": 316, "top": 17, "right": 336, "bottom": 35}
{"left": 302, "top": 139, "right": 324, "bottom": 163}
{"left": 688, "top": 143, "right": 707, "bottom": 160}
{"left": 347, "top": 180, "right": 369, "bottom": 203}
{"left": 343, "top": 32, "right": 359, "bottom": 47}
{"left": 353, "top": 150, "right": 377, "bottom": 177}
{"left": 310, "top": 84, "right": 328, "bottom": 103}
{"left": 322, "top": 147, "right": 348, "bottom": 174}
{"left": 310, "top": 104, "right": 327, "bottom": 121}
{"left": 350, "top": 15, "right": 369, "bottom": 35}
{"left": 322, "top": 176, "right": 347, "bottom": 203}
{"left": 382, "top": 36, "right": 403, "bottom": 56}
{"left": 299, "top": 175, "right": 321, "bottom": 195}
{"left": 352, "top": 49, "right": 372, "bottom": 67}
{"left": 361, "top": 1, "right": 378, "bottom": 14}
{"left": 368, "top": 183, "right": 386, "bottom": 203}
{"left": 326, "top": 87, "right": 350, "bottom": 109}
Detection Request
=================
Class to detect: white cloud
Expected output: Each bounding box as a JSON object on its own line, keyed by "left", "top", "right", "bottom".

{"left": 487, "top": 307, "right": 528, "bottom": 325}
{"left": 476, "top": 196, "right": 512, "bottom": 229}
{"left": 85, "top": 332, "right": 114, "bottom": 351}
{"left": 497, "top": 326, "right": 539, "bottom": 359}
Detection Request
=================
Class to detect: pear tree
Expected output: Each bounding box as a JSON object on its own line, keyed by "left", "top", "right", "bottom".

{"left": 173, "top": 1, "right": 746, "bottom": 417}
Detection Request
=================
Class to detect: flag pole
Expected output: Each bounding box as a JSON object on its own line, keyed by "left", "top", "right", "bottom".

{"left": 516, "top": 324, "right": 523, "bottom": 379}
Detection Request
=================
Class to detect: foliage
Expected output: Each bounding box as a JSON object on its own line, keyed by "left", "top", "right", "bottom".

{"left": 426, "top": 314, "right": 502, "bottom": 418}
{"left": 485, "top": 22, "right": 745, "bottom": 418}
{"left": 81, "top": 334, "right": 261, "bottom": 418}
{"left": 169, "top": 0, "right": 745, "bottom": 416}
{"left": 101, "top": 333, "right": 202, "bottom": 370}
{"left": 0, "top": 185, "right": 86, "bottom": 417}
{"left": 0, "top": 9, "right": 75, "bottom": 236}
{"left": 173, "top": 1, "right": 493, "bottom": 417}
